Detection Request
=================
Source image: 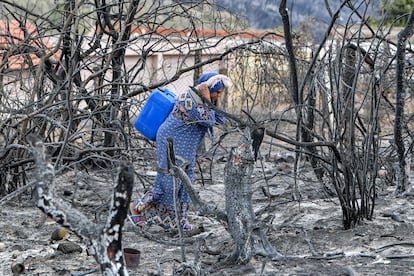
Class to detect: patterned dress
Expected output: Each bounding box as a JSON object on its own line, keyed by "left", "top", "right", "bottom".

{"left": 130, "top": 88, "right": 225, "bottom": 230}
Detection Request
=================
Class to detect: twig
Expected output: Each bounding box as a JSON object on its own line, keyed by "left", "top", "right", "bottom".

{"left": 0, "top": 181, "right": 36, "bottom": 206}
{"left": 166, "top": 138, "right": 186, "bottom": 263}
{"left": 375, "top": 242, "right": 414, "bottom": 253}
{"left": 133, "top": 227, "right": 195, "bottom": 246}
{"left": 70, "top": 267, "right": 99, "bottom": 276}
{"left": 385, "top": 254, "right": 414, "bottom": 259}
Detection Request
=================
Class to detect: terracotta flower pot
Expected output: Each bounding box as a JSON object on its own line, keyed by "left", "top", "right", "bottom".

{"left": 123, "top": 248, "right": 141, "bottom": 268}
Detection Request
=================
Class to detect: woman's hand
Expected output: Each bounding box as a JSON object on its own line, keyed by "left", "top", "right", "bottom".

{"left": 199, "top": 84, "right": 223, "bottom": 108}
{"left": 210, "top": 87, "right": 224, "bottom": 108}
{"left": 199, "top": 84, "right": 211, "bottom": 102}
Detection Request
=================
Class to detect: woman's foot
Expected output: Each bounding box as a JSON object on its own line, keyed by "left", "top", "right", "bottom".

{"left": 128, "top": 214, "right": 145, "bottom": 226}
{"left": 181, "top": 222, "right": 193, "bottom": 232}
{"left": 128, "top": 200, "right": 145, "bottom": 226}
{"left": 129, "top": 201, "right": 140, "bottom": 216}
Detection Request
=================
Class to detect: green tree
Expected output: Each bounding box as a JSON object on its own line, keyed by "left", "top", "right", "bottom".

{"left": 381, "top": 0, "right": 414, "bottom": 26}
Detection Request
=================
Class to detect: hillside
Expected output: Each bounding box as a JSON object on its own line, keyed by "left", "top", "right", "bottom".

{"left": 214, "top": 0, "right": 381, "bottom": 29}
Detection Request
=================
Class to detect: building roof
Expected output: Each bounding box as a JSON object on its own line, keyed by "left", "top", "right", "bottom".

{"left": 130, "top": 26, "right": 284, "bottom": 41}
{"left": 0, "top": 19, "right": 55, "bottom": 71}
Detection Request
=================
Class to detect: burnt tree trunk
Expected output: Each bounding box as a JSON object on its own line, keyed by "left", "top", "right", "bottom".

{"left": 394, "top": 6, "right": 414, "bottom": 194}
{"left": 166, "top": 131, "right": 281, "bottom": 266}
{"left": 224, "top": 128, "right": 282, "bottom": 264}
{"left": 338, "top": 45, "right": 360, "bottom": 229}
{"left": 27, "top": 135, "right": 133, "bottom": 275}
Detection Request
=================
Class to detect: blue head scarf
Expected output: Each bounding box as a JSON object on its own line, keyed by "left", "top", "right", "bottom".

{"left": 197, "top": 72, "right": 224, "bottom": 93}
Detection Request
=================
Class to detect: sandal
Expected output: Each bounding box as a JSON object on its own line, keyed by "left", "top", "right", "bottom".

{"left": 182, "top": 223, "right": 193, "bottom": 232}
{"left": 128, "top": 201, "right": 145, "bottom": 226}
{"left": 129, "top": 214, "right": 145, "bottom": 226}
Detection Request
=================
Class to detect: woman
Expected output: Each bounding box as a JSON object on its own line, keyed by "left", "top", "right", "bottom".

{"left": 129, "top": 72, "right": 232, "bottom": 231}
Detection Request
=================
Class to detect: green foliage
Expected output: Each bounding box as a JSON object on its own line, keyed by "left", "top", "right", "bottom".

{"left": 380, "top": 0, "right": 414, "bottom": 26}
{"left": 0, "top": 0, "right": 249, "bottom": 33}
{"left": 0, "top": 0, "right": 65, "bottom": 25}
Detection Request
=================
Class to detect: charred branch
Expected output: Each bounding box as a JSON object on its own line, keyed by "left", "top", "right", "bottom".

{"left": 27, "top": 134, "right": 133, "bottom": 275}
{"left": 165, "top": 139, "right": 228, "bottom": 223}
{"left": 394, "top": 6, "right": 414, "bottom": 194}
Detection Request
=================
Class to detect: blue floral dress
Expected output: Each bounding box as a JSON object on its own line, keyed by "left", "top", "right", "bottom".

{"left": 130, "top": 89, "right": 225, "bottom": 230}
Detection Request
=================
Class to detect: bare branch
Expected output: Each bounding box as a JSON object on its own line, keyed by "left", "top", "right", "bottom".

{"left": 27, "top": 134, "right": 133, "bottom": 275}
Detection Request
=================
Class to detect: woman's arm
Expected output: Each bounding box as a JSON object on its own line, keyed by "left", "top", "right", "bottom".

{"left": 174, "top": 86, "right": 225, "bottom": 128}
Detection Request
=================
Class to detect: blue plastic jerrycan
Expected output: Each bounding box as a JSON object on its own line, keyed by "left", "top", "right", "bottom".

{"left": 134, "top": 88, "right": 176, "bottom": 141}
